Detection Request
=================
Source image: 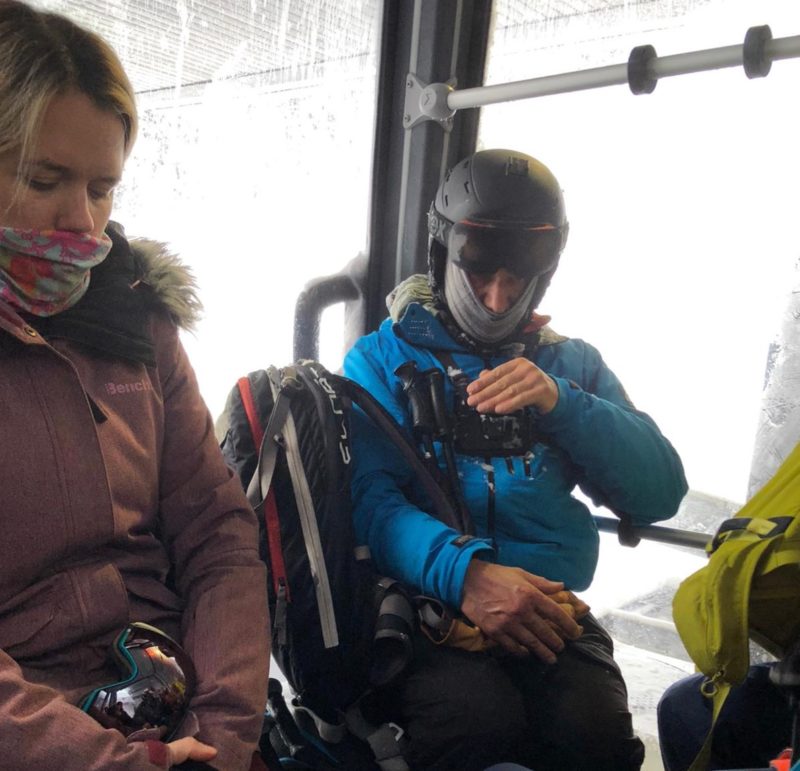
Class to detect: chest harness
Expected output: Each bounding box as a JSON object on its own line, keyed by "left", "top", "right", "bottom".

{"left": 394, "top": 350, "right": 544, "bottom": 543}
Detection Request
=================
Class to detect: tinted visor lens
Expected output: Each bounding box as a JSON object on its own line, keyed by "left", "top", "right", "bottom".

{"left": 80, "top": 623, "right": 196, "bottom": 740}
{"left": 449, "top": 221, "right": 562, "bottom": 280}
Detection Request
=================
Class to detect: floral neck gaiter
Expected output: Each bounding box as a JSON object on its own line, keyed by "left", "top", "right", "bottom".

{"left": 0, "top": 227, "right": 112, "bottom": 316}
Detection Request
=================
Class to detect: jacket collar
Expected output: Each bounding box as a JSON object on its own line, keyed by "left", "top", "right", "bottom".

{"left": 391, "top": 293, "right": 567, "bottom": 356}
{"left": 1, "top": 223, "right": 201, "bottom": 366}
{"left": 392, "top": 296, "right": 559, "bottom": 359}
{"left": 20, "top": 224, "right": 157, "bottom": 364}
{"left": 0, "top": 298, "right": 46, "bottom": 347}
{"left": 392, "top": 302, "right": 471, "bottom": 352}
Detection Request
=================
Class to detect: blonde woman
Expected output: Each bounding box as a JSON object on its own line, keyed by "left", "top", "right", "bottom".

{"left": 0, "top": 2, "right": 269, "bottom": 768}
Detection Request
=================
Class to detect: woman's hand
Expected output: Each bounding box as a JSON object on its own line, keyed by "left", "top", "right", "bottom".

{"left": 466, "top": 357, "right": 558, "bottom": 415}
{"left": 168, "top": 737, "right": 218, "bottom": 767}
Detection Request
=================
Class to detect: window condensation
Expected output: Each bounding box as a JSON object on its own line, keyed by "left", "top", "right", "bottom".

{"left": 483, "top": 2, "right": 799, "bottom": 760}
{"left": 39, "top": 0, "right": 380, "bottom": 414}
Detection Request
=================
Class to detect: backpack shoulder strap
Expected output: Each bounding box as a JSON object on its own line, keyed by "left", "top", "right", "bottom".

{"left": 337, "top": 373, "right": 468, "bottom": 533}
{"left": 237, "top": 368, "right": 294, "bottom": 635}
{"left": 244, "top": 366, "right": 295, "bottom": 505}
{"left": 277, "top": 365, "right": 342, "bottom": 649}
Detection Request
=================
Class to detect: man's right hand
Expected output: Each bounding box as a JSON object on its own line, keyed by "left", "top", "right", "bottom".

{"left": 460, "top": 559, "right": 584, "bottom": 662}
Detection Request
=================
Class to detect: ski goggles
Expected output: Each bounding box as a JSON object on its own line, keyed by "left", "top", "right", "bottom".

{"left": 80, "top": 622, "right": 196, "bottom": 740}
{"left": 448, "top": 219, "right": 564, "bottom": 280}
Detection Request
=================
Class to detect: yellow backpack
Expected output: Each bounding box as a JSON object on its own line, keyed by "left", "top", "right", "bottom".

{"left": 672, "top": 441, "right": 800, "bottom": 771}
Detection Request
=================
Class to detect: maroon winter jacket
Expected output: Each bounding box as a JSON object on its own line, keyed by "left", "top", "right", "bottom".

{"left": 0, "top": 228, "right": 269, "bottom": 770}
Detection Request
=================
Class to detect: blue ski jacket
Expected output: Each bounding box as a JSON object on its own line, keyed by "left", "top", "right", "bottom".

{"left": 344, "top": 297, "right": 687, "bottom": 610}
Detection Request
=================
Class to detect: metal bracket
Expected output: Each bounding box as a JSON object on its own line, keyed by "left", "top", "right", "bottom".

{"left": 402, "top": 73, "right": 456, "bottom": 131}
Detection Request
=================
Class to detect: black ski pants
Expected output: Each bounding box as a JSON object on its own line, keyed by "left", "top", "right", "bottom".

{"left": 376, "top": 614, "right": 644, "bottom": 771}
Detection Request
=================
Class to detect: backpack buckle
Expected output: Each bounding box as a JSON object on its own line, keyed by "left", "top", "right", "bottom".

{"left": 710, "top": 515, "right": 793, "bottom": 553}
{"left": 278, "top": 366, "right": 303, "bottom": 393}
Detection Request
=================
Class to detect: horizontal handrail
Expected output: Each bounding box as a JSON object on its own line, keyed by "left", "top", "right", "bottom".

{"left": 594, "top": 515, "right": 712, "bottom": 551}
{"left": 447, "top": 32, "right": 800, "bottom": 110}
{"left": 404, "top": 26, "right": 800, "bottom": 129}
{"left": 603, "top": 607, "right": 679, "bottom": 633}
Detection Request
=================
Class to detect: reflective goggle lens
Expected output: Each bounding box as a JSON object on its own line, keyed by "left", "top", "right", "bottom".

{"left": 448, "top": 220, "right": 563, "bottom": 280}
{"left": 80, "top": 622, "right": 196, "bottom": 740}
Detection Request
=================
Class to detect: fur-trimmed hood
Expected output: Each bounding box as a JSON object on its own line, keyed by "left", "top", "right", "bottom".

{"left": 130, "top": 238, "right": 202, "bottom": 332}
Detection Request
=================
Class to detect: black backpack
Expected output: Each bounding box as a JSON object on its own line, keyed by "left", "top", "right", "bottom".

{"left": 218, "top": 361, "right": 462, "bottom": 768}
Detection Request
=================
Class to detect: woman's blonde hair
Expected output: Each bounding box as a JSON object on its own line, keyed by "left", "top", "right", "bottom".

{"left": 0, "top": 0, "right": 138, "bottom": 167}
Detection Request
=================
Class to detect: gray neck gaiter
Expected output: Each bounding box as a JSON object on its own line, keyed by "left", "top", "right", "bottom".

{"left": 443, "top": 259, "right": 538, "bottom": 345}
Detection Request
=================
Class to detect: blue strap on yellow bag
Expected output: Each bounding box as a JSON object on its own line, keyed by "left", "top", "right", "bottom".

{"left": 672, "top": 442, "right": 800, "bottom": 771}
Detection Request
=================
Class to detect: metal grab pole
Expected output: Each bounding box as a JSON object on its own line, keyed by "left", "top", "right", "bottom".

{"left": 593, "top": 515, "right": 712, "bottom": 551}
{"left": 449, "top": 63, "right": 629, "bottom": 108}
{"left": 446, "top": 33, "right": 800, "bottom": 111}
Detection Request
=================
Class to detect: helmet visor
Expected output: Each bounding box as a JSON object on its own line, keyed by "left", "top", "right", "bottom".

{"left": 80, "top": 622, "right": 196, "bottom": 740}
{"left": 448, "top": 220, "right": 562, "bottom": 280}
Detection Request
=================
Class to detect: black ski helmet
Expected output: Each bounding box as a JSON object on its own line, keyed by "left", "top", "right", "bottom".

{"left": 427, "top": 149, "right": 569, "bottom": 320}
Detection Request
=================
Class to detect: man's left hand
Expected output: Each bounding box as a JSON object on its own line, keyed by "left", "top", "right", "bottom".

{"left": 466, "top": 357, "right": 558, "bottom": 415}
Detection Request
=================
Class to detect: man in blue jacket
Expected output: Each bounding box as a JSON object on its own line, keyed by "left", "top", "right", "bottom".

{"left": 344, "top": 149, "right": 688, "bottom": 771}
